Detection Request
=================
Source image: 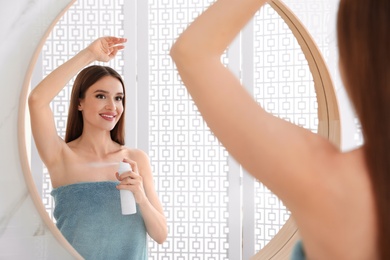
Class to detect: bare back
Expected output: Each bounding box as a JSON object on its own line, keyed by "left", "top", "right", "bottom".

{"left": 292, "top": 147, "right": 377, "bottom": 259}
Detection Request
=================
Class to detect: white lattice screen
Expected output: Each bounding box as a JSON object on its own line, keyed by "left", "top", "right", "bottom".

{"left": 30, "top": 0, "right": 335, "bottom": 259}
{"left": 148, "top": 1, "right": 230, "bottom": 258}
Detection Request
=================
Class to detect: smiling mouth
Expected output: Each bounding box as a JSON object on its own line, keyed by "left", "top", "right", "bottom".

{"left": 100, "top": 114, "right": 116, "bottom": 121}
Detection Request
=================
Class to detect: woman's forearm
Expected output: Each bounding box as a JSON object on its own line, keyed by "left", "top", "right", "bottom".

{"left": 138, "top": 200, "right": 167, "bottom": 244}
{"left": 29, "top": 48, "right": 95, "bottom": 107}
{"left": 170, "top": 0, "right": 267, "bottom": 60}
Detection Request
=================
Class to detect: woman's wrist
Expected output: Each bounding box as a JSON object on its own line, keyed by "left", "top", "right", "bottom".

{"left": 77, "top": 48, "right": 96, "bottom": 65}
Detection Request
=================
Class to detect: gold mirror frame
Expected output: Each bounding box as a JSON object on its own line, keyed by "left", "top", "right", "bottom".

{"left": 17, "top": 0, "right": 340, "bottom": 259}
{"left": 18, "top": 1, "right": 81, "bottom": 259}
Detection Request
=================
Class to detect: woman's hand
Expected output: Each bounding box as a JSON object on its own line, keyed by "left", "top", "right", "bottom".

{"left": 86, "top": 36, "right": 127, "bottom": 62}
{"left": 115, "top": 158, "right": 147, "bottom": 204}
{"left": 116, "top": 150, "right": 167, "bottom": 244}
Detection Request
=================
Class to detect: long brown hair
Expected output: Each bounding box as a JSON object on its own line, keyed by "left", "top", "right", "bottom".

{"left": 337, "top": 0, "right": 390, "bottom": 258}
{"left": 65, "top": 65, "right": 126, "bottom": 145}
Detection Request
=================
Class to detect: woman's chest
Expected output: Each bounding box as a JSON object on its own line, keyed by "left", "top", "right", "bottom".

{"left": 54, "top": 149, "right": 127, "bottom": 185}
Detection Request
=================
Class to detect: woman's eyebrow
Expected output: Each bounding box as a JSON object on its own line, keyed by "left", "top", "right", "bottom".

{"left": 94, "top": 89, "right": 109, "bottom": 94}
{"left": 93, "top": 89, "right": 124, "bottom": 95}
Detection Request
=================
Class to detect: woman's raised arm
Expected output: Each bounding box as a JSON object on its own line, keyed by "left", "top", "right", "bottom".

{"left": 170, "top": 0, "right": 339, "bottom": 207}
{"left": 28, "top": 37, "right": 126, "bottom": 167}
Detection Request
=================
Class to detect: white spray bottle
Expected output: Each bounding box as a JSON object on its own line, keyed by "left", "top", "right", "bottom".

{"left": 118, "top": 161, "right": 137, "bottom": 215}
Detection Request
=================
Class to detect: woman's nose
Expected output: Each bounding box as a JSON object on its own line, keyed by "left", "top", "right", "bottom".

{"left": 105, "top": 99, "right": 116, "bottom": 110}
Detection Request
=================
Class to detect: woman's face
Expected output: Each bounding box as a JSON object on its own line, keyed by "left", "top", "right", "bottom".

{"left": 78, "top": 76, "right": 124, "bottom": 132}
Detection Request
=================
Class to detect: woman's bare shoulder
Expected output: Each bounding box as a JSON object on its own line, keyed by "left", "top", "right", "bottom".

{"left": 121, "top": 146, "right": 150, "bottom": 162}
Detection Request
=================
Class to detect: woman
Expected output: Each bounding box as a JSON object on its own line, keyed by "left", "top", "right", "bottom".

{"left": 170, "top": 0, "right": 389, "bottom": 259}
{"left": 29, "top": 36, "right": 167, "bottom": 259}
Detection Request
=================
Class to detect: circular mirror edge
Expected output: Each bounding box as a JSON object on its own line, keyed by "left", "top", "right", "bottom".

{"left": 251, "top": 0, "right": 341, "bottom": 259}
{"left": 17, "top": 0, "right": 82, "bottom": 259}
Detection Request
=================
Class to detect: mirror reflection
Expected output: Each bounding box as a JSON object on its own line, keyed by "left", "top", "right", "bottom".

{"left": 29, "top": 34, "right": 167, "bottom": 260}
{"left": 26, "top": 0, "right": 333, "bottom": 259}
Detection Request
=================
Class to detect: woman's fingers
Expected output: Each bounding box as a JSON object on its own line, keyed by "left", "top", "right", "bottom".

{"left": 106, "top": 36, "right": 127, "bottom": 44}
{"left": 116, "top": 168, "right": 143, "bottom": 187}
{"left": 105, "top": 37, "right": 127, "bottom": 51}
{"left": 115, "top": 161, "right": 146, "bottom": 203}
{"left": 117, "top": 171, "right": 140, "bottom": 182}
{"left": 116, "top": 171, "right": 144, "bottom": 193}
{"left": 116, "top": 158, "right": 143, "bottom": 191}
{"left": 122, "top": 158, "right": 139, "bottom": 174}
{"left": 87, "top": 36, "right": 126, "bottom": 61}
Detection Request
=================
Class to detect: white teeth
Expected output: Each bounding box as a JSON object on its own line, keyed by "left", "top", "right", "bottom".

{"left": 101, "top": 114, "right": 115, "bottom": 119}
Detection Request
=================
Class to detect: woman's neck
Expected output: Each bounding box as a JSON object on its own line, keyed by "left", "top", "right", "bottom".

{"left": 72, "top": 129, "right": 120, "bottom": 158}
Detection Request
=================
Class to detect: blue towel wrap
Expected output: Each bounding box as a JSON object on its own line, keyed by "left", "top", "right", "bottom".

{"left": 51, "top": 181, "right": 147, "bottom": 260}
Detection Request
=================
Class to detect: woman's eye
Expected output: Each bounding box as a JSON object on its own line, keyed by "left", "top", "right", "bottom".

{"left": 115, "top": 96, "right": 124, "bottom": 101}
{"left": 96, "top": 94, "right": 105, "bottom": 99}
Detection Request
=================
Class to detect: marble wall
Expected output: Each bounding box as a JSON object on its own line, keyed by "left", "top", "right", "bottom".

{"left": 0, "top": 0, "right": 80, "bottom": 259}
